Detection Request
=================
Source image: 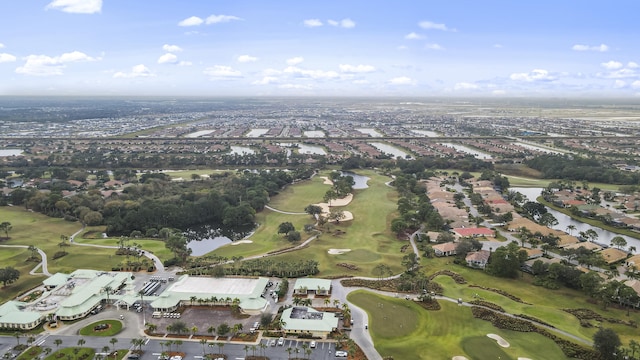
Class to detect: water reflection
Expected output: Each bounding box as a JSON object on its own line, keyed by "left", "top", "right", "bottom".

{"left": 341, "top": 171, "right": 370, "bottom": 189}
{"left": 185, "top": 225, "right": 251, "bottom": 256}
{"left": 512, "top": 187, "right": 639, "bottom": 252}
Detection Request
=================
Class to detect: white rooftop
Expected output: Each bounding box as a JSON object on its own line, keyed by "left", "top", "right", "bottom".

{"left": 168, "top": 276, "right": 260, "bottom": 295}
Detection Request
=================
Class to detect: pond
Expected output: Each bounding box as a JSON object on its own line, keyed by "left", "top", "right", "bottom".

{"left": 184, "top": 130, "right": 215, "bottom": 138}
{"left": 512, "top": 187, "right": 639, "bottom": 252}
{"left": 441, "top": 142, "right": 492, "bottom": 159}
{"left": 356, "top": 128, "right": 383, "bottom": 137}
{"left": 230, "top": 146, "right": 255, "bottom": 155}
{"left": 185, "top": 225, "right": 251, "bottom": 256}
{"left": 0, "top": 149, "right": 23, "bottom": 156}
{"left": 341, "top": 171, "right": 370, "bottom": 189}
{"left": 304, "top": 130, "right": 325, "bottom": 138}
{"left": 279, "top": 143, "right": 326, "bottom": 155}
{"left": 411, "top": 130, "right": 440, "bottom": 137}
{"left": 370, "top": 142, "right": 411, "bottom": 159}
{"left": 246, "top": 128, "right": 269, "bottom": 137}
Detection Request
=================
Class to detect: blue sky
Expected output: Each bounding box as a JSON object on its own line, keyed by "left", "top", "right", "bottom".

{"left": 1, "top": 0, "right": 639, "bottom": 97}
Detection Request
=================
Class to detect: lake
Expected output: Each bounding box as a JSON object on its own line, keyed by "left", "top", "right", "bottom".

{"left": 341, "top": 171, "right": 370, "bottom": 189}
{"left": 279, "top": 143, "right": 326, "bottom": 155}
{"left": 187, "top": 236, "right": 232, "bottom": 256}
{"left": 441, "top": 142, "right": 492, "bottom": 159}
{"left": 512, "top": 187, "right": 639, "bottom": 252}
{"left": 230, "top": 146, "right": 255, "bottom": 155}
{"left": 370, "top": 142, "right": 411, "bottom": 159}
{"left": 0, "top": 149, "right": 23, "bottom": 156}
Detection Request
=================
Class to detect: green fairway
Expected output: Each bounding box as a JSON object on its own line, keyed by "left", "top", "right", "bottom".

{"left": 348, "top": 290, "right": 568, "bottom": 360}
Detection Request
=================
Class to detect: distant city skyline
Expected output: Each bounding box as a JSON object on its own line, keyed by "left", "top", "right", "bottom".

{"left": 1, "top": 0, "right": 639, "bottom": 97}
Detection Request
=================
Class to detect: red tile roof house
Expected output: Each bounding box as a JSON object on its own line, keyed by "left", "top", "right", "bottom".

{"left": 466, "top": 250, "right": 491, "bottom": 269}
{"left": 432, "top": 242, "right": 458, "bottom": 257}
{"left": 452, "top": 227, "right": 495, "bottom": 238}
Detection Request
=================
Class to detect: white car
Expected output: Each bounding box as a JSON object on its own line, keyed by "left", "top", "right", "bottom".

{"left": 335, "top": 350, "right": 348, "bottom": 357}
{"left": 310, "top": 341, "right": 316, "bottom": 348}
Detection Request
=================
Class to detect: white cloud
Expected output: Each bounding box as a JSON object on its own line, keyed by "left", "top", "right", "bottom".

{"left": 263, "top": 68, "right": 282, "bottom": 76}
{"left": 454, "top": 82, "right": 479, "bottom": 90}
{"left": 113, "top": 64, "right": 155, "bottom": 78}
{"left": 418, "top": 21, "right": 452, "bottom": 31}
{"left": 614, "top": 79, "right": 626, "bottom": 88}
{"left": 237, "top": 55, "right": 258, "bottom": 63}
{"left": 327, "top": 18, "right": 356, "bottom": 28}
{"left": 389, "top": 76, "right": 415, "bottom": 85}
{"left": 177, "top": 61, "right": 192, "bottom": 67}
{"left": 601, "top": 68, "right": 637, "bottom": 79}
{"left": 601, "top": 60, "right": 623, "bottom": 70}
{"left": 279, "top": 83, "right": 312, "bottom": 90}
{"left": 303, "top": 19, "right": 323, "bottom": 27}
{"left": 46, "top": 0, "right": 102, "bottom": 14}
{"left": 510, "top": 69, "right": 556, "bottom": 82}
{"left": 16, "top": 51, "right": 98, "bottom": 76}
{"left": 178, "top": 16, "right": 204, "bottom": 27}
{"left": 0, "top": 43, "right": 4, "bottom": 49}
{"left": 157, "top": 53, "right": 178, "bottom": 64}
{"left": 405, "top": 32, "right": 423, "bottom": 40}
{"left": 283, "top": 66, "right": 340, "bottom": 79}
{"left": 572, "top": 44, "right": 608, "bottom": 52}
{"left": 628, "top": 62, "right": 639, "bottom": 69}
{"left": 339, "top": 64, "right": 376, "bottom": 73}
{"left": 0, "top": 53, "right": 16, "bottom": 63}
{"left": 203, "top": 65, "right": 242, "bottom": 78}
{"left": 286, "top": 57, "right": 304, "bottom": 65}
{"left": 252, "top": 76, "right": 279, "bottom": 85}
{"left": 425, "top": 43, "right": 444, "bottom": 50}
{"left": 492, "top": 89, "right": 507, "bottom": 95}
{"left": 205, "top": 14, "right": 242, "bottom": 24}
{"left": 352, "top": 79, "right": 369, "bottom": 84}
{"left": 163, "top": 44, "right": 183, "bottom": 53}
{"left": 631, "top": 80, "right": 640, "bottom": 89}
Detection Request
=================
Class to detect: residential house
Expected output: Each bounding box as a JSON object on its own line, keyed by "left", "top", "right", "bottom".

{"left": 466, "top": 250, "right": 491, "bottom": 269}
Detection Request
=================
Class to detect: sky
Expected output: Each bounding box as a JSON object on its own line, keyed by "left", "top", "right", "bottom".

{"left": 1, "top": 0, "right": 639, "bottom": 97}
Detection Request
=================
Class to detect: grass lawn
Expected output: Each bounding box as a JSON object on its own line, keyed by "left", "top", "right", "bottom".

{"left": 348, "top": 290, "right": 567, "bottom": 360}
{"left": 238, "top": 169, "right": 406, "bottom": 277}
{"left": 423, "top": 257, "right": 640, "bottom": 345}
{"left": 45, "top": 347, "right": 95, "bottom": 360}
{"left": 79, "top": 320, "right": 123, "bottom": 336}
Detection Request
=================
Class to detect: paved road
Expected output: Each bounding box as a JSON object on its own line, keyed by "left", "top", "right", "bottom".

{"left": 0, "top": 244, "right": 51, "bottom": 276}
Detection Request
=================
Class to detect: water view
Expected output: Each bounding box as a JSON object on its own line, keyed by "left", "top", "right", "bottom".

{"left": 230, "top": 146, "right": 255, "bottom": 155}
{"left": 356, "top": 128, "right": 383, "bottom": 137}
{"left": 246, "top": 128, "right": 269, "bottom": 137}
{"left": 411, "top": 130, "right": 440, "bottom": 137}
{"left": 441, "top": 142, "right": 492, "bottom": 159}
{"left": 184, "top": 130, "right": 215, "bottom": 138}
{"left": 370, "top": 142, "right": 411, "bottom": 159}
{"left": 0, "top": 149, "right": 23, "bottom": 157}
{"left": 187, "top": 236, "right": 232, "bottom": 256}
{"left": 279, "top": 143, "right": 326, "bottom": 155}
{"left": 304, "top": 130, "right": 325, "bottom": 138}
{"left": 341, "top": 171, "right": 370, "bottom": 189}
{"left": 512, "top": 187, "right": 640, "bottom": 252}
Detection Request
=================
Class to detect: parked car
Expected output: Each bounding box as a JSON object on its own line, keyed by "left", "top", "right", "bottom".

{"left": 269, "top": 339, "right": 276, "bottom": 347}
{"left": 277, "top": 337, "right": 284, "bottom": 346}
{"left": 310, "top": 341, "right": 316, "bottom": 348}
{"left": 335, "top": 350, "right": 348, "bottom": 357}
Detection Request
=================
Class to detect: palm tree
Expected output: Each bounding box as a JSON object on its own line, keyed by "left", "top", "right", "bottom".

{"left": 191, "top": 326, "right": 198, "bottom": 338}
{"left": 259, "top": 343, "right": 267, "bottom": 357}
{"left": 216, "top": 342, "right": 224, "bottom": 356}
{"left": 164, "top": 340, "right": 173, "bottom": 353}
{"left": 13, "top": 332, "right": 21, "bottom": 346}
{"left": 566, "top": 224, "right": 576, "bottom": 236}
{"left": 43, "top": 347, "right": 52, "bottom": 357}
{"left": 333, "top": 299, "right": 340, "bottom": 308}
{"left": 26, "top": 336, "right": 35, "bottom": 348}
{"left": 301, "top": 343, "right": 309, "bottom": 359}
{"left": 101, "top": 346, "right": 110, "bottom": 356}
{"left": 103, "top": 286, "right": 113, "bottom": 306}
{"left": 323, "top": 298, "right": 331, "bottom": 307}
{"left": 198, "top": 338, "right": 207, "bottom": 355}
{"left": 77, "top": 338, "right": 86, "bottom": 348}
{"left": 109, "top": 338, "right": 118, "bottom": 353}
{"left": 174, "top": 340, "right": 183, "bottom": 352}
{"left": 286, "top": 347, "right": 293, "bottom": 360}
{"left": 243, "top": 345, "right": 250, "bottom": 357}
{"left": 54, "top": 339, "right": 63, "bottom": 350}
{"left": 158, "top": 342, "right": 165, "bottom": 354}
{"left": 207, "top": 325, "right": 216, "bottom": 338}
{"left": 146, "top": 323, "right": 157, "bottom": 334}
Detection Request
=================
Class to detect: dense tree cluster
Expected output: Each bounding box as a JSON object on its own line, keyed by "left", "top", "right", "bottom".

{"left": 526, "top": 154, "right": 640, "bottom": 184}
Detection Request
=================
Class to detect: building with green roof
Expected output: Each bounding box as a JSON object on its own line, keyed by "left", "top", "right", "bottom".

{"left": 281, "top": 306, "right": 339, "bottom": 339}
{"left": 0, "top": 301, "right": 44, "bottom": 330}
{"left": 150, "top": 275, "right": 269, "bottom": 315}
{"left": 293, "top": 278, "right": 332, "bottom": 296}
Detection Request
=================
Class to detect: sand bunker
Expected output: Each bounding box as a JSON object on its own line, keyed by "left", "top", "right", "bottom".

{"left": 452, "top": 357, "right": 469, "bottom": 360}
{"left": 231, "top": 240, "right": 253, "bottom": 246}
{"left": 517, "top": 358, "right": 533, "bottom": 360}
{"left": 328, "top": 249, "right": 352, "bottom": 255}
{"left": 320, "top": 176, "right": 334, "bottom": 185}
{"left": 487, "top": 334, "right": 510, "bottom": 348}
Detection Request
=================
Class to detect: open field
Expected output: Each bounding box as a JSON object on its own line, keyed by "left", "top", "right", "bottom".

{"left": 423, "top": 257, "right": 640, "bottom": 345}
{"left": 348, "top": 290, "right": 567, "bottom": 360}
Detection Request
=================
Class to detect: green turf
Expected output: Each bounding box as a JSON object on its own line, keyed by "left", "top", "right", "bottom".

{"left": 348, "top": 290, "right": 568, "bottom": 360}
{"left": 79, "top": 320, "right": 123, "bottom": 336}
{"left": 461, "top": 336, "right": 512, "bottom": 360}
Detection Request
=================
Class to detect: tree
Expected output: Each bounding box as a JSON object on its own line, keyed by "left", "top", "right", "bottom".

{"left": 593, "top": 327, "right": 621, "bottom": 360}
{"left": 566, "top": 224, "right": 576, "bottom": 236}
{"left": 611, "top": 236, "right": 627, "bottom": 250}
{"left": 286, "top": 230, "right": 301, "bottom": 242}
{"left": 217, "top": 323, "right": 230, "bottom": 337}
{"left": 487, "top": 242, "right": 527, "bottom": 278}
{"left": 304, "top": 204, "right": 322, "bottom": 218}
{"left": 0, "top": 267, "right": 20, "bottom": 287}
{"left": 277, "top": 222, "right": 295, "bottom": 236}
{"left": 401, "top": 253, "right": 419, "bottom": 273}
{"left": 199, "top": 338, "right": 208, "bottom": 356}
{"left": 54, "top": 339, "right": 63, "bottom": 350}
{"left": 77, "top": 338, "right": 86, "bottom": 348}
{"left": 109, "top": 338, "right": 118, "bottom": 353}
{"left": 0, "top": 222, "right": 12, "bottom": 239}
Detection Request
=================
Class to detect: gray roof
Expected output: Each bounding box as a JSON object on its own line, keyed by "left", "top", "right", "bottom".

{"left": 281, "top": 307, "right": 338, "bottom": 333}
